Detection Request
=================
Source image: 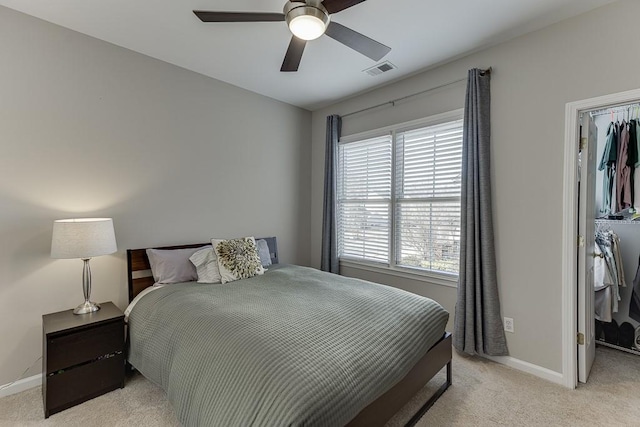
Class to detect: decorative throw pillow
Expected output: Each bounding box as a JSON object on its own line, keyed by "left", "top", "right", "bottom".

{"left": 189, "top": 247, "right": 222, "bottom": 284}
{"left": 146, "top": 246, "right": 211, "bottom": 284}
{"left": 211, "top": 237, "right": 264, "bottom": 284}
{"left": 255, "top": 239, "right": 272, "bottom": 268}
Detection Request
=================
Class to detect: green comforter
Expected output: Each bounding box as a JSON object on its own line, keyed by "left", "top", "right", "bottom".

{"left": 127, "top": 265, "right": 448, "bottom": 426}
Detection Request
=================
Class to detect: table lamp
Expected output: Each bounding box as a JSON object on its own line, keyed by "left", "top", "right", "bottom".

{"left": 51, "top": 218, "right": 117, "bottom": 315}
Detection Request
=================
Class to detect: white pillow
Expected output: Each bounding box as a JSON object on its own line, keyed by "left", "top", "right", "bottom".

{"left": 255, "top": 239, "right": 272, "bottom": 268}
{"left": 189, "top": 247, "right": 222, "bottom": 284}
{"left": 211, "top": 237, "right": 264, "bottom": 284}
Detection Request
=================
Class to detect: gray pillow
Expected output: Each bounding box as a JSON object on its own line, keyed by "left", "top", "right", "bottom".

{"left": 146, "top": 245, "right": 211, "bottom": 284}
{"left": 256, "top": 239, "right": 272, "bottom": 268}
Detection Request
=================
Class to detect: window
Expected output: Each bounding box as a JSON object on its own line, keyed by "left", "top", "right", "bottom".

{"left": 337, "top": 135, "right": 392, "bottom": 263}
{"left": 337, "top": 114, "right": 463, "bottom": 277}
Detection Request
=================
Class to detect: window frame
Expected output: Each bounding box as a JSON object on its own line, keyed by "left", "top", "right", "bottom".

{"left": 337, "top": 109, "right": 464, "bottom": 286}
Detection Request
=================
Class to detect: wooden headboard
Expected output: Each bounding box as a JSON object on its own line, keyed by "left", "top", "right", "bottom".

{"left": 126, "top": 237, "right": 279, "bottom": 302}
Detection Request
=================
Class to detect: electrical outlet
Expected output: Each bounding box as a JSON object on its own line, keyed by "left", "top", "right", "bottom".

{"left": 504, "top": 317, "right": 514, "bottom": 333}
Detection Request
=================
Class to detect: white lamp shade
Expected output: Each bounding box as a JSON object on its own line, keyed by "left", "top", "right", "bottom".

{"left": 51, "top": 218, "right": 117, "bottom": 259}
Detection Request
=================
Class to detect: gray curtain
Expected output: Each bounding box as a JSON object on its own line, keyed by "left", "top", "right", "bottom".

{"left": 453, "top": 69, "right": 508, "bottom": 356}
{"left": 321, "top": 114, "right": 342, "bottom": 273}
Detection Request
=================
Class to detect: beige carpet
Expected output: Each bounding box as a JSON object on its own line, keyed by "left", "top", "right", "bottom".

{"left": 1, "top": 346, "right": 639, "bottom": 426}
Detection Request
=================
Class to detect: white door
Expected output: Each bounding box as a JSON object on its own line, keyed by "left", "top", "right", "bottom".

{"left": 577, "top": 112, "right": 597, "bottom": 383}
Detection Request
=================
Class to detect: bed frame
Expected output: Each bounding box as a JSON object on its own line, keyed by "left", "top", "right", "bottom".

{"left": 126, "top": 238, "right": 451, "bottom": 427}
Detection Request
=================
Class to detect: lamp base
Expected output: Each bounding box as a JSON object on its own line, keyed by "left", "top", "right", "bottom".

{"left": 73, "top": 301, "right": 101, "bottom": 315}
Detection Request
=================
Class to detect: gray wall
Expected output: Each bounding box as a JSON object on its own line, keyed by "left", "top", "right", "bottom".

{"left": 311, "top": 0, "right": 640, "bottom": 373}
{"left": 0, "top": 6, "right": 311, "bottom": 386}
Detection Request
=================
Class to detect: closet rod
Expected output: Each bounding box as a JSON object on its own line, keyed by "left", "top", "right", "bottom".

{"left": 589, "top": 103, "right": 640, "bottom": 118}
{"left": 341, "top": 67, "right": 492, "bottom": 119}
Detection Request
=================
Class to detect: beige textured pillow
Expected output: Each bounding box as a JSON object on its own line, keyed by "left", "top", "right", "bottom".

{"left": 211, "top": 237, "right": 264, "bottom": 284}
{"left": 189, "top": 247, "right": 221, "bottom": 284}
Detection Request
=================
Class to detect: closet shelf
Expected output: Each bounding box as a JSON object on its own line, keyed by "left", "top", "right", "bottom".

{"left": 595, "top": 218, "right": 640, "bottom": 225}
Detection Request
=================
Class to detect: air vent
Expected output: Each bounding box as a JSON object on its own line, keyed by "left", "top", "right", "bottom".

{"left": 364, "top": 61, "right": 397, "bottom": 77}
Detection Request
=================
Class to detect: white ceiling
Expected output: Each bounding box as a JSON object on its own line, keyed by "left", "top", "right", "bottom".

{"left": 0, "top": 0, "right": 616, "bottom": 110}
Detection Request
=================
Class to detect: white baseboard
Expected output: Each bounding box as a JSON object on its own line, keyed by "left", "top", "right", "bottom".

{"left": 484, "top": 355, "right": 565, "bottom": 386}
{"left": 0, "top": 373, "right": 42, "bottom": 398}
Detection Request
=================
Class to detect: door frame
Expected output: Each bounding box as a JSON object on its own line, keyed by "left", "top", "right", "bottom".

{"left": 562, "top": 88, "right": 640, "bottom": 389}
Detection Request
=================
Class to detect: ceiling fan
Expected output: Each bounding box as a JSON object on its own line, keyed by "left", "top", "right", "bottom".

{"left": 194, "top": 0, "right": 391, "bottom": 72}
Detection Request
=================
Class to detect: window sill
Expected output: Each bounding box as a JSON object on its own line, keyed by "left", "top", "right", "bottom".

{"left": 339, "top": 259, "right": 458, "bottom": 289}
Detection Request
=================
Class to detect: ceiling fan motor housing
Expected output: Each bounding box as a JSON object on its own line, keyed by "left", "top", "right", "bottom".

{"left": 284, "top": 0, "right": 330, "bottom": 40}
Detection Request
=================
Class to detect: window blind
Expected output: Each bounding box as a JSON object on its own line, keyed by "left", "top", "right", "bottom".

{"left": 336, "top": 116, "right": 463, "bottom": 276}
{"left": 337, "top": 135, "right": 392, "bottom": 263}
{"left": 395, "top": 120, "right": 463, "bottom": 273}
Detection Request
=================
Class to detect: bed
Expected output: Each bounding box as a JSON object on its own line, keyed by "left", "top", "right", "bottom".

{"left": 126, "top": 237, "right": 452, "bottom": 426}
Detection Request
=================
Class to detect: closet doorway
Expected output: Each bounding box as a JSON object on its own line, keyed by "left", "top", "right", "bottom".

{"left": 563, "top": 88, "right": 640, "bottom": 389}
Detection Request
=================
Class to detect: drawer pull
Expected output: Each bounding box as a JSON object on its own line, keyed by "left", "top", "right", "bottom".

{"left": 47, "top": 351, "right": 123, "bottom": 377}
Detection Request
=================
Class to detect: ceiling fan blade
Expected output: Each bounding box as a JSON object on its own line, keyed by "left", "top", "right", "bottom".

{"left": 193, "top": 11, "right": 285, "bottom": 22}
{"left": 322, "top": 0, "right": 367, "bottom": 14}
{"left": 281, "top": 36, "right": 307, "bottom": 72}
{"left": 324, "top": 21, "right": 390, "bottom": 61}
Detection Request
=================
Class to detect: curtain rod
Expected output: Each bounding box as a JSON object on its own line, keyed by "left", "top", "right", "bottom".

{"left": 341, "top": 67, "right": 492, "bottom": 119}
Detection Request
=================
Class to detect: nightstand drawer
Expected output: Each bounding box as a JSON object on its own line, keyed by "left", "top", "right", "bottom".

{"left": 46, "top": 320, "right": 124, "bottom": 373}
{"left": 45, "top": 353, "right": 124, "bottom": 417}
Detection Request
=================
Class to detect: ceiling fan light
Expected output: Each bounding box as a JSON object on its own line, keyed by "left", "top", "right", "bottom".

{"left": 285, "top": 3, "right": 330, "bottom": 41}
{"left": 289, "top": 15, "right": 326, "bottom": 40}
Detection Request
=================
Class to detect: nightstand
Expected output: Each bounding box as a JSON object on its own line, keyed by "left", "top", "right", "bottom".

{"left": 42, "top": 301, "right": 125, "bottom": 418}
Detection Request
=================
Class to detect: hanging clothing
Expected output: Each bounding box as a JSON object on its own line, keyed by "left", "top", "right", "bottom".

{"left": 594, "top": 244, "right": 614, "bottom": 322}
{"left": 599, "top": 122, "right": 618, "bottom": 214}
{"left": 631, "top": 119, "right": 640, "bottom": 168}
{"left": 595, "top": 229, "right": 623, "bottom": 317}
{"left": 616, "top": 121, "right": 633, "bottom": 212}
{"left": 611, "top": 232, "right": 626, "bottom": 288}
{"left": 628, "top": 120, "right": 638, "bottom": 207}
{"left": 629, "top": 256, "right": 640, "bottom": 323}
{"left": 595, "top": 285, "right": 613, "bottom": 322}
